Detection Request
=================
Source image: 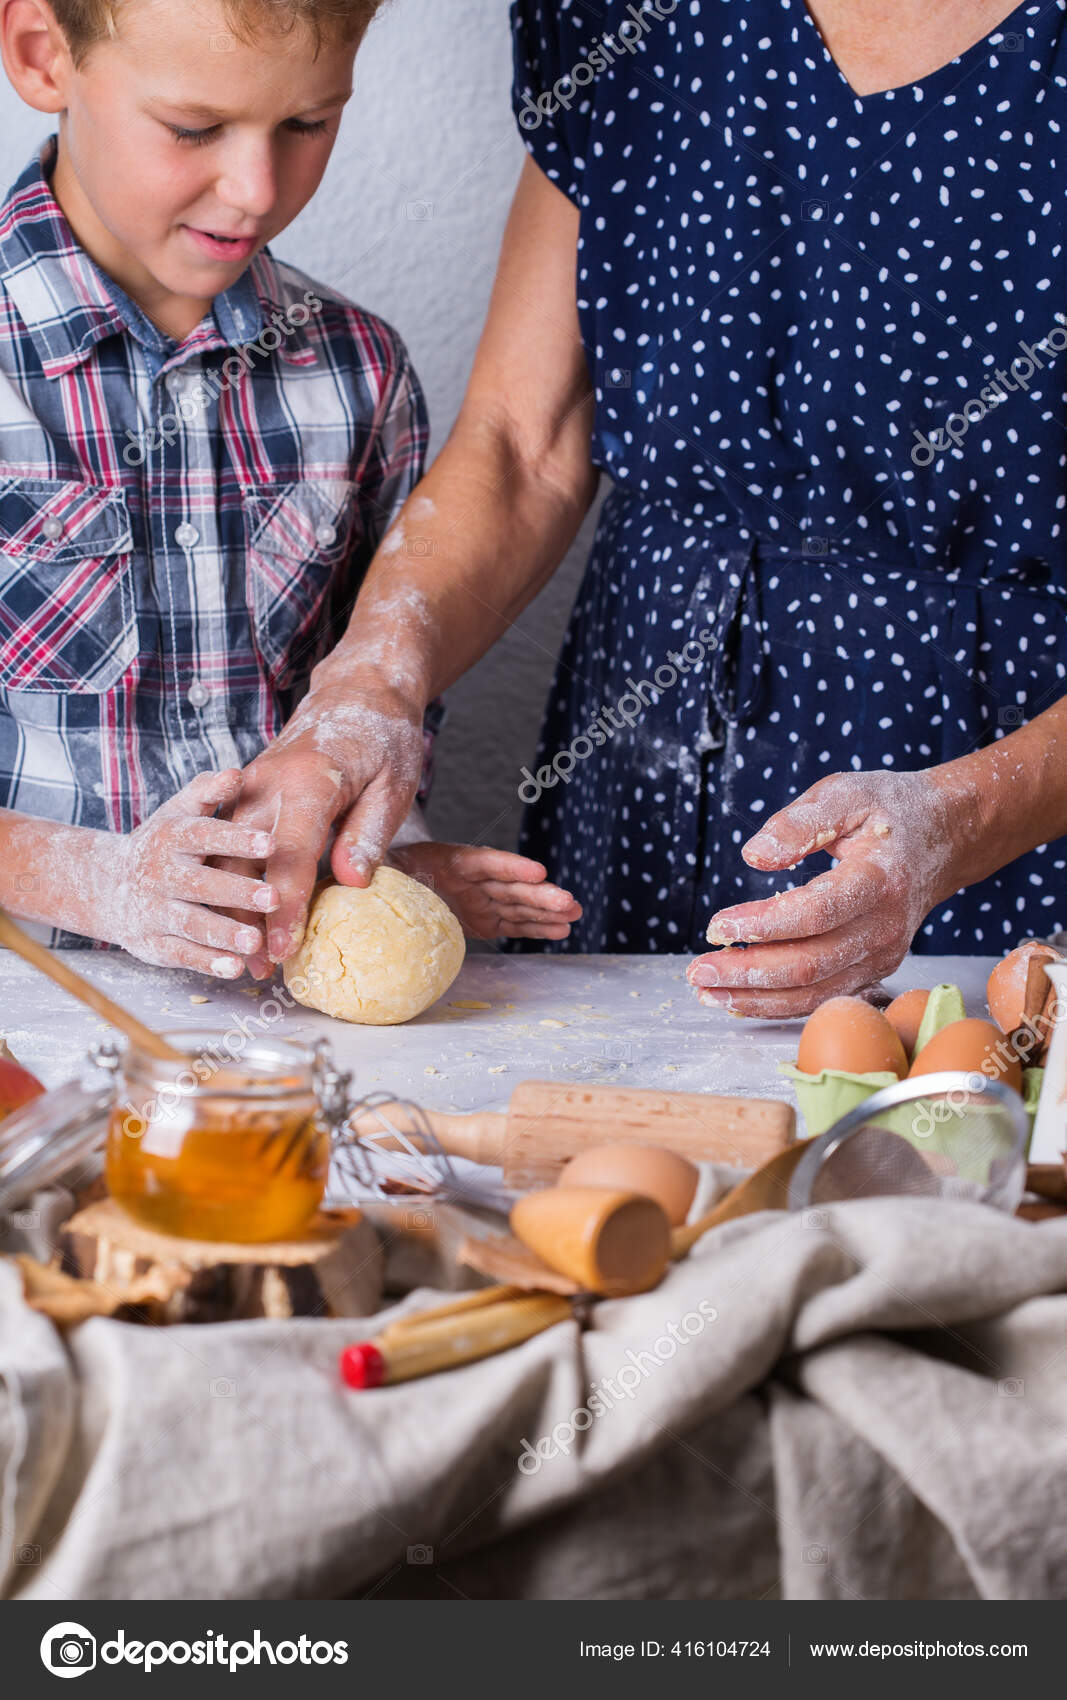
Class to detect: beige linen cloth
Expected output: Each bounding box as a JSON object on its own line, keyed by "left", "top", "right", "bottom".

{"left": 4, "top": 1191, "right": 1067, "bottom": 1601}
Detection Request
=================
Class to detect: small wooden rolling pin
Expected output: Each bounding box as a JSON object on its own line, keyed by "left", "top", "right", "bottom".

{"left": 352, "top": 1080, "right": 795, "bottom": 1187}
{"left": 339, "top": 1292, "right": 574, "bottom": 1388}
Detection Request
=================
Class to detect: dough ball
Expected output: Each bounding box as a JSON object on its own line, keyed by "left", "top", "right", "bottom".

{"left": 283, "top": 868, "right": 465, "bottom": 1025}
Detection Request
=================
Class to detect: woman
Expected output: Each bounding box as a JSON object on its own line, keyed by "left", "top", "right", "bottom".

{"left": 231, "top": 0, "right": 1067, "bottom": 1016}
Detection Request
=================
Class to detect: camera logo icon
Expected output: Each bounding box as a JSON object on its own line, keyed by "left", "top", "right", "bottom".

{"left": 40, "top": 1622, "right": 97, "bottom": 1678}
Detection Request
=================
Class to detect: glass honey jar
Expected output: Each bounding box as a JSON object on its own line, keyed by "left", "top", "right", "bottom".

{"left": 99, "top": 1031, "right": 350, "bottom": 1244}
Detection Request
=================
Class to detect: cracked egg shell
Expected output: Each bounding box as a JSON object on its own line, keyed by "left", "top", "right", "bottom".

{"left": 987, "top": 942, "right": 1061, "bottom": 1036}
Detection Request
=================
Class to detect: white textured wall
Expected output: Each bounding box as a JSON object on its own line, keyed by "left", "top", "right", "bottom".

{"left": 0, "top": 0, "right": 593, "bottom": 853}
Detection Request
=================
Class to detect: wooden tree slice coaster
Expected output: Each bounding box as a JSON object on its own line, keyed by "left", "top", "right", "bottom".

{"left": 53, "top": 1198, "right": 383, "bottom": 1325}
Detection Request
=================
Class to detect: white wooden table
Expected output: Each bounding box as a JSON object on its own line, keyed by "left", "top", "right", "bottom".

{"left": 0, "top": 948, "right": 995, "bottom": 1128}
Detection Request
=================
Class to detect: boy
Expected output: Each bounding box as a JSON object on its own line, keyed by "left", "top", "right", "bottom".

{"left": 0, "top": 0, "right": 580, "bottom": 977}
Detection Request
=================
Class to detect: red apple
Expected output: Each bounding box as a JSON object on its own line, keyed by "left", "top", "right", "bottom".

{"left": 0, "top": 1040, "right": 45, "bottom": 1121}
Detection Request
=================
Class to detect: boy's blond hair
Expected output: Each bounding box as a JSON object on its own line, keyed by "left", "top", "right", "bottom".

{"left": 50, "top": 0, "right": 384, "bottom": 66}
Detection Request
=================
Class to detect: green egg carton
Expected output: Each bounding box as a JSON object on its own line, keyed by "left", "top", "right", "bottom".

{"left": 779, "top": 983, "right": 1044, "bottom": 1161}
{"left": 778, "top": 1064, "right": 900, "bottom": 1141}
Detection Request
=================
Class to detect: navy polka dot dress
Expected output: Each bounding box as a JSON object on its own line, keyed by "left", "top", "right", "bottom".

{"left": 509, "top": 0, "right": 1067, "bottom": 954}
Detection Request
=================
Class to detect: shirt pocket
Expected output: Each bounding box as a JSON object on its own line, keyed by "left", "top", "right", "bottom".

{"left": 0, "top": 479, "right": 136, "bottom": 693}
{"left": 244, "top": 480, "right": 363, "bottom": 684}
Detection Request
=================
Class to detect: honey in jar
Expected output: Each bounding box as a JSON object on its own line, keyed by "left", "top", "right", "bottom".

{"left": 104, "top": 1032, "right": 336, "bottom": 1243}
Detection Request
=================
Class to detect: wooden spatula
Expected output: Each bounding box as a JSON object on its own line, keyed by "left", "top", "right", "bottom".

{"left": 0, "top": 909, "right": 184, "bottom": 1063}
{"left": 351, "top": 1080, "right": 795, "bottom": 1186}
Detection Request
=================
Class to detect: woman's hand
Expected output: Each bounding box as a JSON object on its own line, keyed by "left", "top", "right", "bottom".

{"left": 389, "top": 842, "right": 583, "bottom": 941}
{"left": 687, "top": 770, "right": 963, "bottom": 1018}
{"left": 83, "top": 769, "right": 278, "bottom": 977}
{"left": 221, "top": 678, "right": 426, "bottom": 973}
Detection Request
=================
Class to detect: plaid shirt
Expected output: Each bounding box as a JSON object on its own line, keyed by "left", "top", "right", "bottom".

{"left": 0, "top": 137, "right": 431, "bottom": 942}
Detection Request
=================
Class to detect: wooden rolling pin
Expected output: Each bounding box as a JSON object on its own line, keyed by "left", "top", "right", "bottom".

{"left": 339, "top": 1292, "right": 574, "bottom": 1388}
{"left": 352, "top": 1080, "right": 795, "bottom": 1187}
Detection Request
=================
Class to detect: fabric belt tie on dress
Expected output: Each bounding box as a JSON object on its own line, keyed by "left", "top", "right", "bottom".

{"left": 699, "top": 539, "right": 768, "bottom": 729}
{"left": 660, "top": 537, "right": 768, "bottom": 942}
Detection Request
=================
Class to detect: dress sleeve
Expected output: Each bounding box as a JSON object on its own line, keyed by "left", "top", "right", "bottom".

{"left": 510, "top": 0, "right": 595, "bottom": 205}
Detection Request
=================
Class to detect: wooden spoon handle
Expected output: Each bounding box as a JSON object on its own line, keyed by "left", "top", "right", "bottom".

{"left": 670, "top": 1142, "right": 811, "bottom": 1256}
{"left": 0, "top": 911, "right": 184, "bottom": 1063}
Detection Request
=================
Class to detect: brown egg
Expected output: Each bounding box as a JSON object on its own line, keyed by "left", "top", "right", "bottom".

{"left": 987, "top": 942, "right": 1062, "bottom": 1035}
{"left": 558, "top": 1144, "right": 698, "bottom": 1226}
{"left": 884, "top": 988, "right": 930, "bottom": 1061}
{"left": 908, "top": 1017, "right": 1022, "bottom": 1094}
{"left": 797, "top": 997, "right": 908, "bottom": 1079}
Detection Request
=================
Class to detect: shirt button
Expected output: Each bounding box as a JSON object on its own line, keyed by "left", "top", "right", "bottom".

{"left": 175, "top": 523, "right": 199, "bottom": 549}
{"left": 41, "top": 517, "right": 64, "bottom": 541}
{"left": 187, "top": 680, "right": 209, "bottom": 708}
{"left": 316, "top": 522, "right": 337, "bottom": 546}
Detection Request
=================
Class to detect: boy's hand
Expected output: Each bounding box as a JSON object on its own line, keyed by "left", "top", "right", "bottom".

{"left": 222, "top": 681, "right": 425, "bottom": 973}
{"left": 389, "top": 842, "right": 582, "bottom": 941}
{"left": 93, "top": 770, "right": 278, "bottom": 978}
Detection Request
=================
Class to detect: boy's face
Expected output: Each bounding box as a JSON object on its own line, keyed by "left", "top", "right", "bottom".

{"left": 45, "top": 0, "right": 358, "bottom": 337}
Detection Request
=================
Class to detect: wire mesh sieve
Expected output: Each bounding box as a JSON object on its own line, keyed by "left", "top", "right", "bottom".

{"left": 788, "top": 1071, "right": 1031, "bottom": 1214}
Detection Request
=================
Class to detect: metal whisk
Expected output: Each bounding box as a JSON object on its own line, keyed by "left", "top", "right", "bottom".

{"left": 253, "top": 1047, "right": 513, "bottom": 1212}
{"left": 331, "top": 1090, "right": 516, "bottom": 1214}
